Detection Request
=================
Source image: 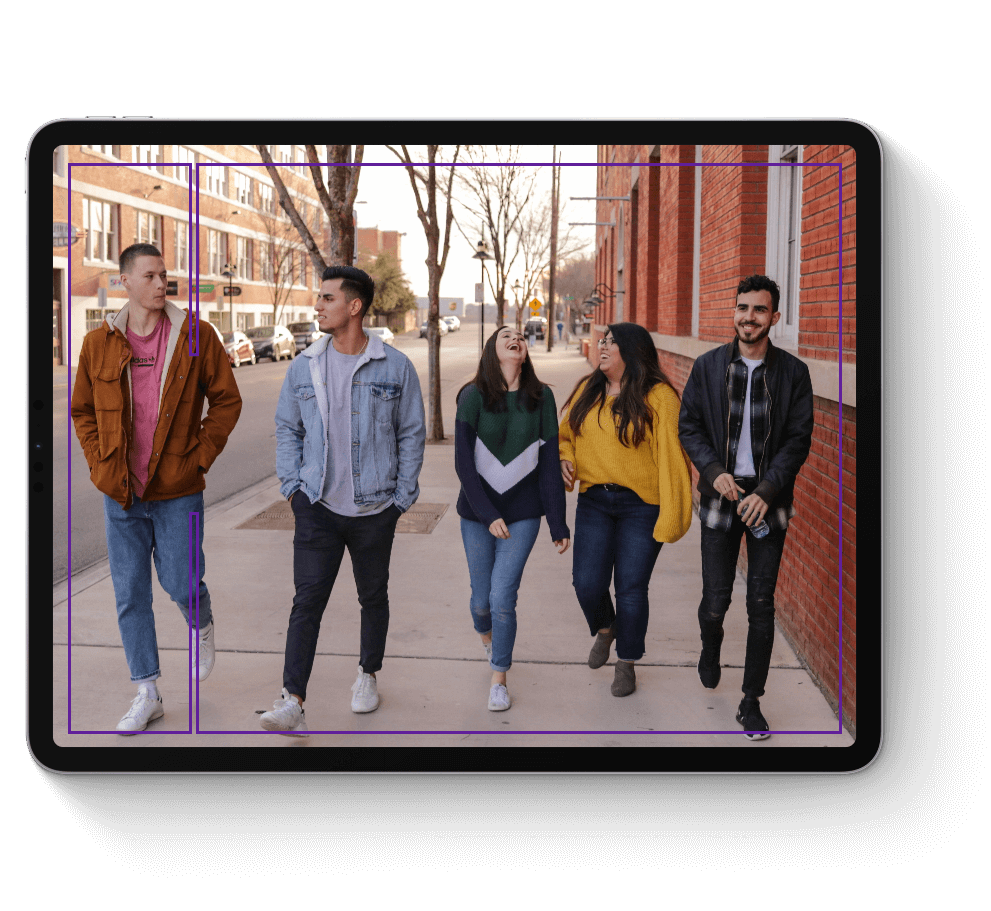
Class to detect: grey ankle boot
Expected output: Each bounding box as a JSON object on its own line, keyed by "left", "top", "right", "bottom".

{"left": 588, "top": 627, "right": 616, "bottom": 669}
{"left": 611, "top": 660, "right": 636, "bottom": 697}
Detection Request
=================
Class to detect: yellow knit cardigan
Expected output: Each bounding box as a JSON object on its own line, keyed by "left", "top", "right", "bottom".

{"left": 559, "top": 380, "right": 693, "bottom": 543}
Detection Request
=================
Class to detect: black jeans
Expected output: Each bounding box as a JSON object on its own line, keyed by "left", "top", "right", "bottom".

{"left": 283, "top": 497, "right": 401, "bottom": 700}
{"left": 698, "top": 518, "right": 787, "bottom": 699}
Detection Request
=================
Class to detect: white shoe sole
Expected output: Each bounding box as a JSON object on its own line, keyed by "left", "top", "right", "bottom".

{"left": 117, "top": 704, "right": 164, "bottom": 735}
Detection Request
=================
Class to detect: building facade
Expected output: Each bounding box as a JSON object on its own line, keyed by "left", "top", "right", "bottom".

{"left": 53, "top": 144, "right": 333, "bottom": 367}
{"left": 589, "top": 143, "right": 857, "bottom": 732}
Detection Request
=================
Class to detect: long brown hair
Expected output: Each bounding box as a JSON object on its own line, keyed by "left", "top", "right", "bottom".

{"left": 457, "top": 325, "right": 545, "bottom": 413}
{"left": 563, "top": 322, "right": 678, "bottom": 447}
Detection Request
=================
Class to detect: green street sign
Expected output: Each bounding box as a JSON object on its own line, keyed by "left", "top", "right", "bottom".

{"left": 194, "top": 283, "right": 215, "bottom": 293}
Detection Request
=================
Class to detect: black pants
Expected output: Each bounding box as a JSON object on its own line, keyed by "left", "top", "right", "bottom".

{"left": 283, "top": 497, "right": 401, "bottom": 700}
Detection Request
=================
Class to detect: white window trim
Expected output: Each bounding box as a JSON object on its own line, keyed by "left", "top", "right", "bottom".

{"left": 765, "top": 145, "right": 804, "bottom": 350}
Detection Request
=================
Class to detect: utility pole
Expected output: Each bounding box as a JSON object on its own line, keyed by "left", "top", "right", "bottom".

{"left": 547, "top": 146, "right": 559, "bottom": 351}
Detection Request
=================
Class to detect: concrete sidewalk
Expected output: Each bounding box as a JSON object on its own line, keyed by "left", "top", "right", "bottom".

{"left": 52, "top": 342, "right": 853, "bottom": 748}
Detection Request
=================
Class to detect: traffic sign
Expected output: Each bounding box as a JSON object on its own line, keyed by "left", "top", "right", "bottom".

{"left": 224, "top": 286, "right": 242, "bottom": 297}
{"left": 529, "top": 298, "right": 542, "bottom": 312}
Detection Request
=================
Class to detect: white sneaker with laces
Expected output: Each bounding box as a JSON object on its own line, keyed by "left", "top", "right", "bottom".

{"left": 116, "top": 690, "right": 165, "bottom": 734}
{"left": 259, "top": 688, "right": 308, "bottom": 737}
{"left": 194, "top": 622, "right": 216, "bottom": 682}
{"left": 350, "top": 668, "right": 380, "bottom": 713}
{"left": 488, "top": 683, "right": 511, "bottom": 712}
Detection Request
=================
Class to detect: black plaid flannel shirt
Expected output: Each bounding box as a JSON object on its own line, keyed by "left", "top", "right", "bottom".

{"left": 698, "top": 353, "right": 795, "bottom": 533}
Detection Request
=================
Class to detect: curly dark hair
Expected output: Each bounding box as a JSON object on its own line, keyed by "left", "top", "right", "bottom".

{"left": 563, "top": 322, "right": 677, "bottom": 447}
{"left": 737, "top": 274, "right": 780, "bottom": 313}
{"left": 457, "top": 325, "right": 545, "bottom": 413}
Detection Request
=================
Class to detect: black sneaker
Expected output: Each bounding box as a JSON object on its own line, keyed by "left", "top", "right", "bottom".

{"left": 735, "top": 697, "right": 770, "bottom": 740}
{"left": 697, "top": 637, "right": 722, "bottom": 689}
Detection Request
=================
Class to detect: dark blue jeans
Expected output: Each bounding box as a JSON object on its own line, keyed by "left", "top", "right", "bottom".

{"left": 283, "top": 497, "right": 401, "bottom": 700}
{"left": 572, "top": 486, "right": 663, "bottom": 662}
{"left": 698, "top": 521, "right": 787, "bottom": 699}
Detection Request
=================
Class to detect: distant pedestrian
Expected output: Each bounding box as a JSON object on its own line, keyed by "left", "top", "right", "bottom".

{"left": 260, "top": 266, "right": 425, "bottom": 736}
{"left": 527, "top": 323, "right": 536, "bottom": 348}
{"left": 557, "top": 321, "right": 564, "bottom": 340}
{"left": 678, "top": 274, "right": 813, "bottom": 740}
{"left": 71, "top": 243, "right": 242, "bottom": 733}
{"left": 559, "top": 323, "right": 692, "bottom": 698}
{"left": 455, "top": 326, "right": 570, "bottom": 711}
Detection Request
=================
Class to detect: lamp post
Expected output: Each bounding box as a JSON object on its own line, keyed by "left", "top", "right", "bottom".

{"left": 473, "top": 238, "right": 493, "bottom": 358}
{"left": 221, "top": 264, "right": 236, "bottom": 332}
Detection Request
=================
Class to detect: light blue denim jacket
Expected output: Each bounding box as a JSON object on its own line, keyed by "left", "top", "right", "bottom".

{"left": 275, "top": 332, "right": 425, "bottom": 512}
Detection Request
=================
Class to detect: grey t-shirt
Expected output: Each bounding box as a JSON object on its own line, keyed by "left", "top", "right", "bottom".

{"left": 318, "top": 339, "right": 392, "bottom": 517}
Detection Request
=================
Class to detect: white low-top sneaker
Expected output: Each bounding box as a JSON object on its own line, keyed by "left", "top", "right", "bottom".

{"left": 195, "top": 622, "right": 216, "bottom": 682}
{"left": 116, "top": 691, "right": 165, "bottom": 734}
{"left": 350, "top": 668, "right": 380, "bottom": 713}
{"left": 259, "top": 688, "right": 308, "bottom": 737}
{"left": 488, "top": 684, "right": 511, "bottom": 712}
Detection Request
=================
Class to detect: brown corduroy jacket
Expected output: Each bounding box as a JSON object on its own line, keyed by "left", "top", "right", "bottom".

{"left": 71, "top": 301, "right": 242, "bottom": 509}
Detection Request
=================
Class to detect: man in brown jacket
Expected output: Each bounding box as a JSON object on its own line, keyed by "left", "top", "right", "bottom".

{"left": 71, "top": 243, "right": 241, "bottom": 733}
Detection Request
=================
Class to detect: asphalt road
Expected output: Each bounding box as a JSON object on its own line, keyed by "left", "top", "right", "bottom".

{"left": 52, "top": 325, "right": 488, "bottom": 583}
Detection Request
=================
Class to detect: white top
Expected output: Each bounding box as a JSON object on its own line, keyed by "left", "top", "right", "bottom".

{"left": 735, "top": 355, "right": 764, "bottom": 477}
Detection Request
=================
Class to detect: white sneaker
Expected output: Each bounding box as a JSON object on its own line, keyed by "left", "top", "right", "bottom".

{"left": 194, "top": 622, "right": 216, "bottom": 682}
{"left": 259, "top": 688, "right": 309, "bottom": 737}
{"left": 350, "top": 668, "right": 380, "bottom": 713}
{"left": 116, "top": 691, "right": 165, "bottom": 734}
{"left": 488, "top": 683, "right": 511, "bottom": 712}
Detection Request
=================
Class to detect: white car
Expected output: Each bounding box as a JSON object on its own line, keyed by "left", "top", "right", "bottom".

{"left": 367, "top": 326, "right": 395, "bottom": 346}
{"left": 419, "top": 320, "right": 448, "bottom": 337}
{"left": 442, "top": 316, "right": 460, "bottom": 332}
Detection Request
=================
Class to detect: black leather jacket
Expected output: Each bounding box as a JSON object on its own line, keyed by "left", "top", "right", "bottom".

{"left": 678, "top": 338, "right": 814, "bottom": 510}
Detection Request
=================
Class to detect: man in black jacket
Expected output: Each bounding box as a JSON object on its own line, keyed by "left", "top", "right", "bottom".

{"left": 678, "top": 275, "right": 813, "bottom": 740}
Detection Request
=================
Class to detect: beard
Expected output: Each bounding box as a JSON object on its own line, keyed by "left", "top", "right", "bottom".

{"left": 735, "top": 321, "right": 771, "bottom": 345}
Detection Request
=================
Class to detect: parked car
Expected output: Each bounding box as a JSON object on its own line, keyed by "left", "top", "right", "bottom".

{"left": 288, "top": 320, "right": 324, "bottom": 351}
{"left": 222, "top": 330, "right": 256, "bottom": 367}
{"left": 247, "top": 324, "right": 296, "bottom": 362}
{"left": 367, "top": 326, "right": 395, "bottom": 346}
{"left": 419, "top": 319, "right": 449, "bottom": 338}
{"left": 524, "top": 318, "right": 546, "bottom": 340}
{"left": 442, "top": 315, "right": 460, "bottom": 332}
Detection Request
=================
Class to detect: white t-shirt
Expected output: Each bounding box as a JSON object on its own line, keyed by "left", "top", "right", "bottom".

{"left": 735, "top": 355, "right": 764, "bottom": 477}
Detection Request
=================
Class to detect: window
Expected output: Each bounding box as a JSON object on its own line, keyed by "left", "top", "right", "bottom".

{"left": 208, "top": 229, "right": 227, "bottom": 275}
{"left": 53, "top": 146, "right": 66, "bottom": 176}
{"left": 171, "top": 146, "right": 195, "bottom": 184}
{"left": 85, "top": 145, "right": 120, "bottom": 158}
{"left": 765, "top": 145, "right": 803, "bottom": 348}
{"left": 82, "top": 198, "right": 118, "bottom": 263}
{"left": 259, "top": 241, "right": 274, "bottom": 282}
{"left": 233, "top": 170, "right": 253, "bottom": 206}
{"left": 135, "top": 211, "right": 162, "bottom": 247}
{"left": 175, "top": 221, "right": 188, "bottom": 272}
{"left": 236, "top": 236, "right": 253, "bottom": 280}
{"left": 259, "top": 183, "right": 274, "bottom": 215}
{"left": 135, "top": 145, "right": 164, "bottom": 173}
{"left": 201, "top": 159, "right": 228, "bottom": 197}
{"left": 86, "top": 309, "right": 117, "bottom": 332}
{"left": 299, "top": 251, "right": 307, "bottom": 286}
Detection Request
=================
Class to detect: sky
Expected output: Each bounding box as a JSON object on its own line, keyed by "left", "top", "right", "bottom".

{"left": 353, "top": 145, "right": 598, "bottom": 303}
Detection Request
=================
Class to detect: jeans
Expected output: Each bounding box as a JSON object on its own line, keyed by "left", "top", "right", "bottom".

{"left": 103, "top": 491, "right": 212, "bottom": 682}
{"left": 460, "top": 517, "right": 541, "bottom": 672}
{"left": 283, "top": 496, "right": 401, "bottom": 701}
{"left": 572, "top": 486, "right": 663, "bottom": 662}
{"left": 698, "top": 521, "right": 787, "bottom": 699}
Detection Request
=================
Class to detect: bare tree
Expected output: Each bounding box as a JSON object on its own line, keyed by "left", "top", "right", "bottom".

{"left": 385, "top": 143, "right": 461, "bottom": 442}
{"left": 452, "top": 146, "right": 540, "bottom": 326}
{"left": 255, "top": 144, "right": 363, "bottom": 272}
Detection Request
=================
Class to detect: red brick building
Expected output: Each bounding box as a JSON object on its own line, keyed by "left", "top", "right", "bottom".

{"left": 588, "top": 143, "right": 857, "bottom": 732}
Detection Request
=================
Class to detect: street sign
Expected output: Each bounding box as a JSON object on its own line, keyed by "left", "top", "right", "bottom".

{"left": 194, "top": 283, "right": 215, "bottom": 293}
{"left": 52, "top": 222, "right": 82, "bottom": 247}
{"left": 529, "top": 298, "right": 542, "bottom": 312}
{"left": 166, "top": 280, "right": 178, "bottom": 296}
{"left": 474, "top": 282, "right": 484, "bottom": 303}
{"left": 224, "top": 286, "right": 242, "bottom": 297}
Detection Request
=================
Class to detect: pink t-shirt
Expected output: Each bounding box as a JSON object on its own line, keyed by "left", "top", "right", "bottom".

{"left": 126, "top": 314, "right": 170, "bottom": 497}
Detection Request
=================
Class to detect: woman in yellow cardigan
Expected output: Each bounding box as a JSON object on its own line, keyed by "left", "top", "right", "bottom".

{"left": 559, "top": 322, "right": 692, "bottom": 697}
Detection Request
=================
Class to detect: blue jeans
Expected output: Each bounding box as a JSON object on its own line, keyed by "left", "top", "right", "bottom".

{"left": 460, "top": 517, "right": 541, "bottom": 672}
{"left": 572, "top": 486, "right": 663, "bottom": 662}
{"left": 283, "top": 497, "right": 402, "bottom": 700}
{"left": 103, "top": 491, "right": 212, "bottom": 682}
{"left": 698, "top": 521, "right": 787, "bottom": 699}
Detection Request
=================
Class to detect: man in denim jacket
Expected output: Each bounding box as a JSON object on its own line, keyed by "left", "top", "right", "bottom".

{"left": 260, "top": 266, "right": 425, "bottom": 735}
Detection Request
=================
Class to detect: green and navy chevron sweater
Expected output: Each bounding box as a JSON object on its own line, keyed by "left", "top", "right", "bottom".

{"left": 455, "top": 384, "right": 570, "bottom": 541}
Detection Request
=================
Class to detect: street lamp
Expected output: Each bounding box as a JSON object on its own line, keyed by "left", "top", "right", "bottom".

{"left": 472, "top": 238, "right": 493, "bottom": 357}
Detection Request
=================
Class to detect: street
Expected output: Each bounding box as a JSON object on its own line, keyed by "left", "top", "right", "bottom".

{"left": 53, "top": 323, "right": 497, "bottom": 583}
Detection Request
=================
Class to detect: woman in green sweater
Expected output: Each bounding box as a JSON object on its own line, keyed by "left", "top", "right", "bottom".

{"left": 455, "top": 326, "right": 570, "bottom": 712}
{"left": 559, "top": 322, "right": 692, "bottom": 697}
